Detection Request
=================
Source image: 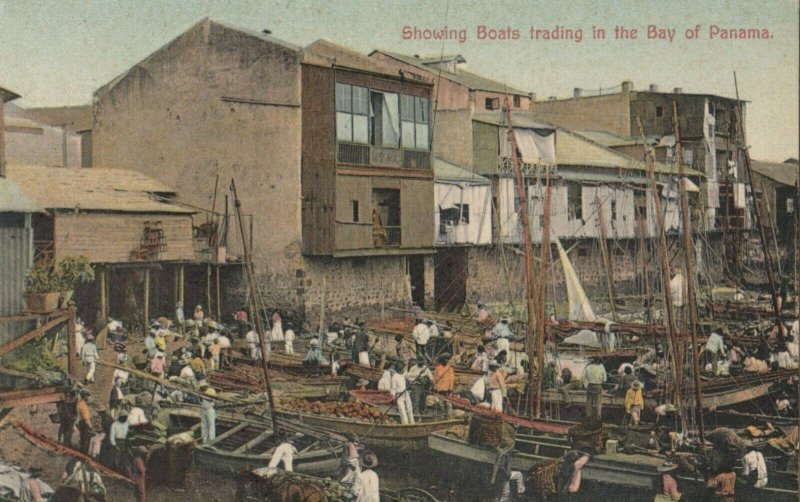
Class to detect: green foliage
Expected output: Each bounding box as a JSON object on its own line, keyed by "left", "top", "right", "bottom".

{"left": 26, "top": 255, "right": 95, "bottom": 293}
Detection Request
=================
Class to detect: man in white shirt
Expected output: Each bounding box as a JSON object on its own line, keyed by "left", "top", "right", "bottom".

{"left": 390, "top": 363, "right": 414, "bottom": 424}
{"left": 283, "top": 324, "right": 295, "bottom": 355}
{"left": 127, "top": 406, "right": 149, "bottom": 426}
{"left": 704, "top": 327, "right": 727, "bottom": 374}
{"left": 411, "top": 319, "right": 430, "bottom": 362}
{"left": 352, "top": 452, "right": 380, "bottom": 502}
{"left": 254, "top": 436, "right": 298, "bottom": 476}
{"left": 742, "top": 449, "right": 768, "bottom": 488}
{"left": 245, "top": 327, "right": 262, "bottom": 361}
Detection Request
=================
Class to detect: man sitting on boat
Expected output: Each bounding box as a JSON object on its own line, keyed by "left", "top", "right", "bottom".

{"left": 475, "top": 302, "right": 491, "bottom": 327}
{"left": 254, "top": 433, "right": 298, "bottom": 477}
{"left": 303, "top": 339, "right": 326, "bottom": 376}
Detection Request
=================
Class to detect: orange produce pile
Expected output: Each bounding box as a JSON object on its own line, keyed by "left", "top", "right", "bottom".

{"left": 278, "top": 398, "right": 395, "bottom": 424}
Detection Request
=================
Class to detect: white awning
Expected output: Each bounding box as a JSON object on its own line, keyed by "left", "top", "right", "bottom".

{"left": 499, "top": 128, "right": 556, "bottom": 165}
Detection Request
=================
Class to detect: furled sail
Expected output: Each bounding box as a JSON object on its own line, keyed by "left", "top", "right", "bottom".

{"left": 555, "top": 237, "right": 596, "bottom": 321}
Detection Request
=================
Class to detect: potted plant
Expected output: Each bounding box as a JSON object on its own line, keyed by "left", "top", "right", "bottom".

{"left": 24, "top": 256, "right": 95, "bottom": 312}
{"left": 24, "top": 266, "right": 61, "bottom": 313}
{"left": 54, "top": 256, "right": 95, "bottom": 306}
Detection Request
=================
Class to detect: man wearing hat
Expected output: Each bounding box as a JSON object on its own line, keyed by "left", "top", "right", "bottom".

{"left": 304, "top": 339, "right": 325, "bottom": 376}
{"left": 259, "top": 433, "right": 298, "bottom": 476}
{"left": 492, "top": 317, "right": 513, "bottom": 354}
{"left": 581, "top": 357, "right": 607, "bottom": 420}
{"left": 283, "top": 321, "right": 296, "bottom": 355}
{"left": 705, "top": 327, "right": 728, "bottom": 375}
{"left": 199, "top": 388, "right": 216, "bottom": 443}
{"left": 351, "top": 451, "right": 380, "bottom": 502}
{"left": 390, "top": 361, "right": 415, "bottom": 424}
{"left": 624, "top": 380, "right": 645, "bottom": 426}
{"left": 411, "top": 318, "right": 431, "bottom": 363}
{"left": 80, "top": 333, "right": 99, "bottom": 383}
{"left": 75, "top": 390, "right": 93, "bottom": 453}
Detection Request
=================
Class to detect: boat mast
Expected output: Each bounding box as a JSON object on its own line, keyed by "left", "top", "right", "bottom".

{"left": 231, "top": 179, "right": 279, "bottom": 430}
{"left": 595, "top": 194, "right": 618, "bottom": 321}
{"left": 535, "top": 174, "right": 553, "bottom": 417}
{"left": 672, "top": 102, "right": 705, "bottom": 443}
{"left": 503, "top": 97, "right": 540, "bottom": 417}
{"left": 636, "top": 118, "right": 685, "bottom": 430}
{"left": 733, "top": 73, "right": 782, "bottom": 324}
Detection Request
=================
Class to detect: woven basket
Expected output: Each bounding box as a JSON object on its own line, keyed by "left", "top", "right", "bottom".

{"left": 527, "top": 458, "right": 562, "bottom": 497}
{"left": 468, "top": 413, "right": 505, "bottom": 447}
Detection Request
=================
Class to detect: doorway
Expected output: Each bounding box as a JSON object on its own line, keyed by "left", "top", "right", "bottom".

{"left": 408, "top": 256, "right": 425, "bottom": 308}
{"left": 434, "top": 248, "right": 467, "bottom": 311}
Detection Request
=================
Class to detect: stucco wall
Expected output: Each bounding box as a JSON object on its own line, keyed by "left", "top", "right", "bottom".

{"left": 93, "top": 20, "right": 304, "bottom": 291}
{"left": 533, "top": 92, "right": 631, "bottom": 137}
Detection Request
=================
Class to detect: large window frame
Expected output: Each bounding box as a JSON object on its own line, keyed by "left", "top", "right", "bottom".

{"left": 336, "top": 82, "right": 429, "bottom": 152}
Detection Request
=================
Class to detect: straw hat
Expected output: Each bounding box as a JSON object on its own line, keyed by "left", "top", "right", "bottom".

{"left": 361, "top": 451, "right": 379, "bottom": 469}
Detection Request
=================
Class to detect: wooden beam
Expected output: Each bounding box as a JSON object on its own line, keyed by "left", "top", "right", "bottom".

{"left": 179, "top": 264, "right": 185, "bottom": 307}
{"left": 0, "top": 313, "right": 70, "bottom": 358}
{"left": 206, "top": 264, "right": 212, "bottom": 319}
{"left": 0, "top": 387, "right": 67, "bottom": 408}
{"left": 99, "top": 266, "right": 107, "bottom": 322}
{"left": 215, "top": 265, "right": 221, "bottom": 322}
{"left": 67, "top": 305, "right": 77, "bottom": 379}
{"left": 0, "top": 313, "right": 48, "bottom": 323}
{"left": 143, "top": 268, "right": 150, "bottom": 331}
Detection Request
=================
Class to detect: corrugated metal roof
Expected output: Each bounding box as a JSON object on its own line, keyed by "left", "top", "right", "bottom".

{"left": 557, "top": 171, "right": 652, "bottom": 185}
{"left": 373, "top": 51, "right": 528, "bottom": 95}
{"left": 472, "top": 111, "right": 554, "bottom": 130}
{"left": 434, "top": 158, "right": 490, "bottom": 184}
{"left": 574, "top": 130, "right": 642, "bottom": 147}
{"left": 305, "top": 40, "right": 411, "bottom": 79}
{"left": 0, "top": 177, "right": 41, "bottom": 212}
{"left": 751, "top": 160, "right": 799, "bottom": 187}
{"left": 5, "top": 164, "right": 195, "bottom": 214}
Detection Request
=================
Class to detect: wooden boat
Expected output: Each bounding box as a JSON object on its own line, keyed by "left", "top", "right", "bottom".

{"left": 165, "top": 407, "right": 347, "bottom": 475}
{"left": 343, "top": 362, "right": 489, "bottom": 394}
{"left": 428, "top": 428, "right": 798, "bottom": 499}
{"left": 274, "top": 408, "right": 465, "bottom": 450}
{"left": 541, "top": 367, "right": 797, "bottom": 412}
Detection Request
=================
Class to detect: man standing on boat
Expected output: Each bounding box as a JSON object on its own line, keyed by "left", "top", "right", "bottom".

{"left": 582, "top": 357, "right": 607, "bottom": 420}
{"left": 487, "top": 363, "right": 507, "bottom": 412}
{"left": 199, "top": 390, "right": 216, "bottom": 443}
{"left": 390, "top": 362, "right": 415, "bottom": 424}
{"left": 491, "top": 317, "right": 513, "bottom": 355}
{"left": 411, "top": 318, "right": 431, "bottom": 362}
{"left": 704, "top": 327, "right": 728, "bottom": 375}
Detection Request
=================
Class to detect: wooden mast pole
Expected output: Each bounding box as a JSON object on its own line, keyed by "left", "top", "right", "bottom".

{"left": 535, "top": 175, "right": 553, "bottom": 417}
{"left": 231, "top": 179, "right": 279, "bottom": 429}
{"left": 637, "top": 117, "right": 684, "bottom": 428}
{"left": 504, "top": 97, "right": 539, "bottom": 417}
{"left": 595, "top": 194, "right": 618, "bottom": 321}
{"left": 637, "top": 215, "right": 653, "bottom": 324}
{"left": 733, "top": 73, "right": 782, "bottom": 323}
{"left": 673, "top": 102, "right": 705, "bottom": 443}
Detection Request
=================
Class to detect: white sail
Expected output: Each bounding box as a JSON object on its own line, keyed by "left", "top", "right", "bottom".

{"left": 554, "top": 237, "right": 596, "bottom": 322}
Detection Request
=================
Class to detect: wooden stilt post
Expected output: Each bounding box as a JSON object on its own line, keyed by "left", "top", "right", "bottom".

{"left": 99, "top": 266, "right": 107, "bottom": 322}
{"left": 215, "top": 265, "right": 221, "bottom": 322}
{"left": 179, "top": 265, "right": 185, "bottom": 308}
{"left": 67, "top": 305, "right": 77, "bottom": 380}
{"left": 595, "top": 194, "right": 618, "bottom": 321}
{"left": 206, "top": 264, "right": 212, "bottom": 319}
{"left": 143, "top": 269, "right": 150, "bottom": 332}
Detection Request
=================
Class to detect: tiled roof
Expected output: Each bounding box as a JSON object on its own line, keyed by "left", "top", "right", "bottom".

{"left": 751, "top": 160, "right": 799, "bottom": 187}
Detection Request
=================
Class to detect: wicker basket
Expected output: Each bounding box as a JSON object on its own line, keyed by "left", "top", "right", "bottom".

{"left": 468, "top": 413, "right": 505, "bottom": 447}
{"left": 527, "top": 458, "right": 562, "bottom": 498}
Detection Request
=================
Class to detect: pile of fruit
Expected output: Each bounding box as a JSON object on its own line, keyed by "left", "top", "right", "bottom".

{"left": 278, "top": 398, "right": 395, "bottom": 424}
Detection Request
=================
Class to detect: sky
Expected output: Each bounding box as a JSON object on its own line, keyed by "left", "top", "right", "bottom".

{"left": 0, "top": 0, "right": 797, "bottom": 162}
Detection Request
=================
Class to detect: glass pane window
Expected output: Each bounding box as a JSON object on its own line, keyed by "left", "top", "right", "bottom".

{"left": 415, "top": 123, "right": 429, "bottom": 150}
{"left": 336, "top": 83, "right": 352, "bottom": 112}
{"left": 353, "top": 86, "right": 368, "bottom": 115}
{"left": 416, "top": 97, "right": 429, "bottom": 123}
{"left": 352, "top": 115, "right": 369, "bottom": 144}
{"left": 400, "top": 94, "right": 415, "bottom": 122}
{"left": 336, "top": 112, "right": 352, "bottom": 142}
{"left": 401, "top": 121, "right": 415, "bottom": 148}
